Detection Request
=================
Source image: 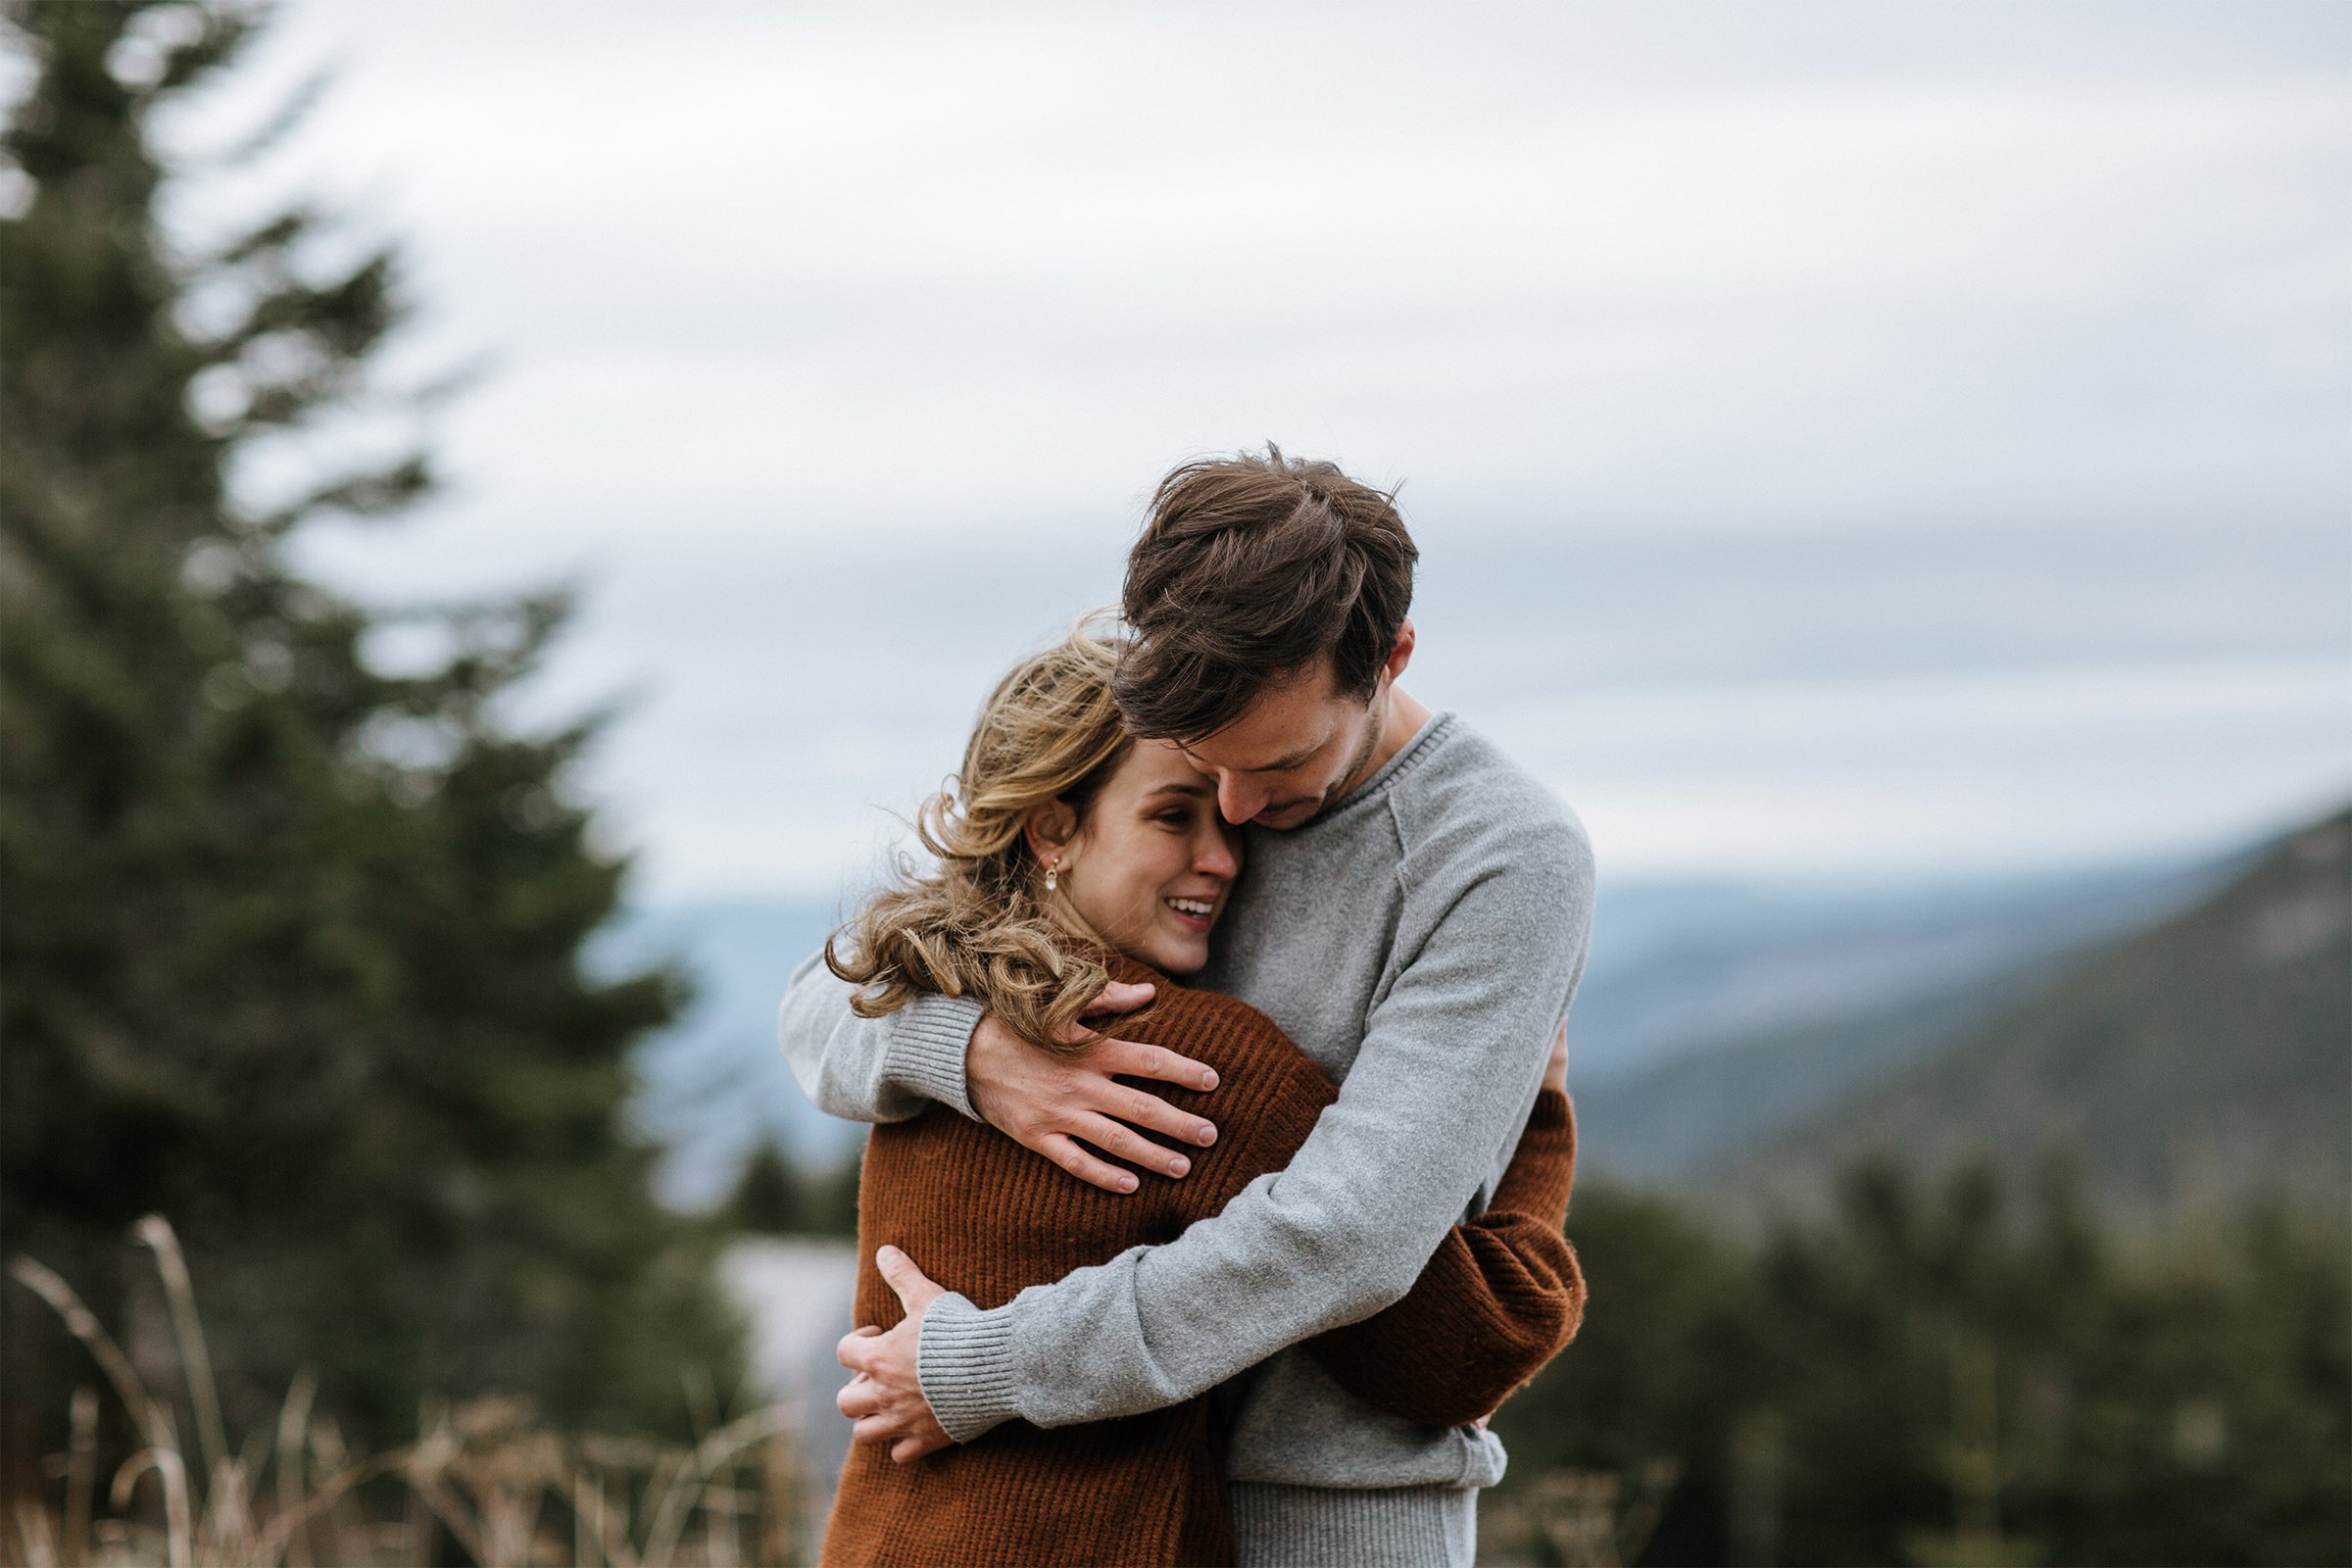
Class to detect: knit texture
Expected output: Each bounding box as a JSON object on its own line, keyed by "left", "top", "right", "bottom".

{"left": 820, "top": 956, "right": 1582, "bottom": 1568}
{"left": 1305, "top": 1085, "right": 1582, "bottom": 1426}
{"left": 1229, "top": 1483, "right": 1478, "bottom": 1568}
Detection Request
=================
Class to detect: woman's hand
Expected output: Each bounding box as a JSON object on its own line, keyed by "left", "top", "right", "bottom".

{"left": 966, "top": 981, "right": 1223, "bottom": 1195}
{"left": 1544, "top": 1024, "right": 1568, "bottom": 1094}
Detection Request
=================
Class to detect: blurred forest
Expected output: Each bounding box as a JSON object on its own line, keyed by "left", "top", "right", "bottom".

{"left": 1486, "top": 1158, "right": 2347, "bottom": 1566}
{"left": 1495, "top": 808, "right": 2350, "bottom": 1565}
{"left": 0, "top": 0, "right": 739, "bottom": 1497}
{"left": 2, "top": 2, "right": 2345, "bottom": 1566}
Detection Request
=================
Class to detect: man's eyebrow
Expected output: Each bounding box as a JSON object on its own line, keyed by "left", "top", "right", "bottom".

{"left": 1176, "top": 741, "right": 1320, "bottom": 773}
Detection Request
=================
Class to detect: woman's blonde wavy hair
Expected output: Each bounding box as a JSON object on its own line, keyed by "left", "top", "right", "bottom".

{"left": 824, "top": 620, "right": 1141, "bottom": 1054}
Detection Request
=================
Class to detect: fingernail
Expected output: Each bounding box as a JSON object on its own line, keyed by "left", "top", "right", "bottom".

{"left": 1118, "top": 1173, "right": 1138, "bottom": 1193}
{"left": 1197, "top": 1124, "right": 1217, "bottom": 1147}
{"left": 1200, "top": 1070, "right": 1218, "bottom": 1090}
{"left": 877, "top": 1245, "right": 901, "bottom": 1263}
{"left": 1168, "top": 1155, "right": 1190, "bottom": 1177}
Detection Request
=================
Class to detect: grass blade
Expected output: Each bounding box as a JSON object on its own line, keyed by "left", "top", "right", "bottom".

{"left": 133, "top": 1216, "right": 230, "bottom": 1485}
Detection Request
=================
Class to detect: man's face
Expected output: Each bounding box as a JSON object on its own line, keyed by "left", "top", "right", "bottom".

{"left": 1175, "top": 659, "right": 1386, "bottom": 830}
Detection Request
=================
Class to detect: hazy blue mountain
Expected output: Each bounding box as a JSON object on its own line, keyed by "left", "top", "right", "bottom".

{"left": 609, "top": 837, "right": 2239, "bottom": 1209}
{"left": 1570, "top": 853, "right": 2237, "bottom": 1181}
{"left": 1723, "top": 805, "right": 2352, "bottom": 1212}
{"left": 1570, "top": 856, "right": 2233, "bottom": 1083}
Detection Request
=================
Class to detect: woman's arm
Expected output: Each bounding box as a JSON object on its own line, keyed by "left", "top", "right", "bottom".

{"left": 1302, "top": 1036, "right": 1585, "bottom": 1429}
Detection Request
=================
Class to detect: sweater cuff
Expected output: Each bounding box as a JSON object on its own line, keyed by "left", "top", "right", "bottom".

{"left": 916, "top": 1292, "right": 1022, "bottom": 1444}
{"left": 888, "top": 994, "right": 984, "bottom": 1120}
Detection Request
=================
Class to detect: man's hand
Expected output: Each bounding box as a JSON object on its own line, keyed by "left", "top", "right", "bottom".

{"left": 966, "top": 980, "right": 1222, "bottom": 1195}
{"left": 837, "top": 1247, "right": 954, "bottom": 1463}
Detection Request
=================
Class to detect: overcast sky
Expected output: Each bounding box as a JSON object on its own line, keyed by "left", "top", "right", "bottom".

{"left": 141, "top": 1, "right": 2352, "bottom": 900}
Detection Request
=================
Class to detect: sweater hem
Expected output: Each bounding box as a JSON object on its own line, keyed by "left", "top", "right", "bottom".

{"left": 1230, "top": 1481, "right": 1477, "bottom": 1568}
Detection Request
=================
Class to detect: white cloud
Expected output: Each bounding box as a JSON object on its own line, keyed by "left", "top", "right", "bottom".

{"left": 150, "top": 0, "right": 2352, "bottom": 895}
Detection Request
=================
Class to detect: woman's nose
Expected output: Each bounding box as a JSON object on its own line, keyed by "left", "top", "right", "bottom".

{"left": 1197, "top": 831, "right": 1241, "bottom": 879}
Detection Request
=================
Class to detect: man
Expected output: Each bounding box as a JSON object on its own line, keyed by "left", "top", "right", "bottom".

{"left": 779, "top": 448, "right": 1594, "bottom": 1565}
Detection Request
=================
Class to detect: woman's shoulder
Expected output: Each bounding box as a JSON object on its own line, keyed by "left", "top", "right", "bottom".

{"left": 1102, "top": 956, "right": 1331, "bottom": 1091}
{"left": 1101, "top": 954, "right": 1273, "bottom": 1038}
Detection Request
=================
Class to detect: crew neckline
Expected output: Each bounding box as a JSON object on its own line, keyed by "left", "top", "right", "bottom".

{"left": 1312, "top": 710, "right": 1454, "bottom": 825}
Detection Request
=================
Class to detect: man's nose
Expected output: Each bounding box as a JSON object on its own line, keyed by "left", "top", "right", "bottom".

{"left": 1215, "top": 774, "right": 1260, "bottom": 826}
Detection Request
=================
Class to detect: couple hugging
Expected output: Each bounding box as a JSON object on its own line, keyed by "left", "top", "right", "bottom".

{"left": 779, "top": 448, "right": 1596, "bottom": 1567}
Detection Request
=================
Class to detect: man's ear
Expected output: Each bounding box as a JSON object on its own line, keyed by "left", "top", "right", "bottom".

{"left": 1022, "top": 800, "right": 1079, "bottom": 864}
{"left": 1383, "top": 618, "right": 1417, "bottom": 685}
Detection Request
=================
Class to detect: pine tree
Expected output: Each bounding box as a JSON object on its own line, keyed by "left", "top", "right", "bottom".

{"left": 729, "top": 1143, "right": 859, "bottom": 1238}
{"left": 0, "top": 0, "right": 738, "bottom": 1453}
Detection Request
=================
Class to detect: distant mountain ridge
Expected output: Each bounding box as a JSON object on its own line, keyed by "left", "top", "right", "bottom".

{"left": 607, "top": 833, "right": 2263, "bottom": 1210}
{"left": 1568, "top": 854, "right": 2237, "bottom": 1182}
{"left": 1571, "top": 858, "right": 2230, "bottom": 1083}
{"left": 1722, "top": 806, "right": 2352, "bottom": 1211}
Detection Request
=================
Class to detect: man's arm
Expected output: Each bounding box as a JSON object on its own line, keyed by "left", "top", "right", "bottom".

{"left": 776, "top": 952, "right": 985, "bottom": 1123}
{"left": 1304, "top": 1082, "right": 1584, "bottom": 1428}
{"left": 779, "top": 953, "right": 1221, "bottom": 1180}
{"left": 913, "top": 817, "right": 1595, "bottom": 1442}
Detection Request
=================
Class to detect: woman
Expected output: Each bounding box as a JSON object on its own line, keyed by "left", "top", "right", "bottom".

{"left": 819, "top": 627, "right": 1583, "bottom": 1568}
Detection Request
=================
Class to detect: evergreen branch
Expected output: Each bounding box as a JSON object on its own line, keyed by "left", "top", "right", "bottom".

{"left": 204, "top": 204, "right": 319, "bottom": 270}
{"left": 200, "top": 248, "right": 408, "bottom": 431}
{"left": 250, "top": 453, "right": 432, "bottom": 534}
{"left": 154, "top": 1, "right": 264, "bottom": 98}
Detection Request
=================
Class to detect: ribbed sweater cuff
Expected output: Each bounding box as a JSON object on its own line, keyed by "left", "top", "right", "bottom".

{"left": 1492, "top": 1088, "right": 1577, "bottom": 1221}
{"left": 888, "top": 994, "right": 984, "bottom": 1121}
{"left": 916, "top": 1292, "right": 1021, "bottom": 1444}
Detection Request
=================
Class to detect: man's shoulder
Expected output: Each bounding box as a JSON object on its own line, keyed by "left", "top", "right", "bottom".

{"left": 1388, "top": 716, "right": 1594, "bottom": 881}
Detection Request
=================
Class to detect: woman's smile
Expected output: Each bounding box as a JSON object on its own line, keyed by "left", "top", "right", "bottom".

{"left": 1047, "top": 741, "right": 1243, "bottom": 976}
{"left": 1162, "top": 895, "right": 1216, "bottom": 932}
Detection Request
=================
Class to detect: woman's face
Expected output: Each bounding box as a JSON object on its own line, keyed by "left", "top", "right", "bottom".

{"left": 1051, "top": 741, "right": 1242, "bottom": 975}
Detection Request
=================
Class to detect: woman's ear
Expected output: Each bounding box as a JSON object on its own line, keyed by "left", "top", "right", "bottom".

{"left": 1022, "top": 800, "right": 1079, "bottom": 865}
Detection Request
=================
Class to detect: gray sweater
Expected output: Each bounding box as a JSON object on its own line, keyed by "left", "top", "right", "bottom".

{"left": 777, "top": 712, "right": 1594, "bottom": 1496}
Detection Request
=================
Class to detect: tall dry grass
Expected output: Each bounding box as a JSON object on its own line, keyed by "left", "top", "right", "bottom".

{"left": 7, "top": 1218, "right": 810, "bottom": 1568}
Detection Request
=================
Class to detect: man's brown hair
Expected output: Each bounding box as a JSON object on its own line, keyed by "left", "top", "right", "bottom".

{"left": 1114, "top": 446, "right": 1418, "bottom": 742}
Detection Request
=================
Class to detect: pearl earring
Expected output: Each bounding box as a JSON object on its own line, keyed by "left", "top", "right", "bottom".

{"left": 1045, "top": 858, "right": 1060, "bottom": 893}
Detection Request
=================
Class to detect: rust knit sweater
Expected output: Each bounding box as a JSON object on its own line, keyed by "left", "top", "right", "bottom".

{"left": 821, "top": 957, "right": 1585, "bottom": 1568}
